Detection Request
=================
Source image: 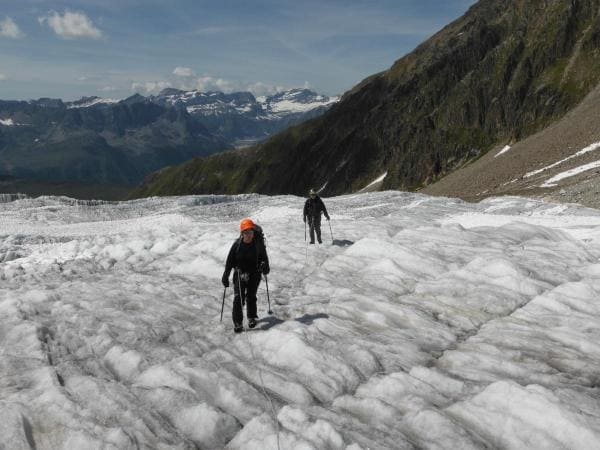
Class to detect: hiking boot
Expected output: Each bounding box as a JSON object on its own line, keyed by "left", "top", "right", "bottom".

{"left": 234, "top": 323, "right": 243, "bottom": 333}
{"left": 248, "top": 318, "right": 257, "bottom": 329}
{"left": 317, "top": 239, "right": 322, "bottom": 244}
{"left": 309, "top": 241, "right": 315, "bottom": 244}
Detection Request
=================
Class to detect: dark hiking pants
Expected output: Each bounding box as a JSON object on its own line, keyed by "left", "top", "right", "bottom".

{"left": 233, "top": 270, "right": 261, "bottom": 324}
{"left": 308, "top": 215, "right": 322, "bottom": 243}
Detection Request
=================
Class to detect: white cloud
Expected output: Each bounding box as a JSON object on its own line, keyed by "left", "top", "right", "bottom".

{"left": 177, "top": 75, "right": 284, "bottom": 96}
{"left": 243, "top": 81, "right": 286, "bottom": 97}
{"left": 0, "top": 17, "right": 25, "bottom": 39}
{"left": 192, "top": 76, "right": 236, "bottom": 93}
{"left": 173, "top": 66, "right": 195, "bottom": 77}
{"left": 137, "top": 70, "right": 297, "bottom": 97}
{"left": 0, "top": 73, "right": 7, "bottom": 81}
{"left": 98, "top": 86, "right": 116, "bottom": 92}
{"left": 131, "top": 81, "right": 171, "bottom": 94}
{"left": 39, "top": 10, "right": 102, "bottom": 40}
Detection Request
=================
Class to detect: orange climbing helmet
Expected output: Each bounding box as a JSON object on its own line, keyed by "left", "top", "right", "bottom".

{"left": 239, "top": 218, "right": 255, "bottom": 232}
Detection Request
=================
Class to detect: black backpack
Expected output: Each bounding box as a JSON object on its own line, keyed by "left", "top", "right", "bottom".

{"left": 253, "top": 224, "right": 266, "bottom": 250}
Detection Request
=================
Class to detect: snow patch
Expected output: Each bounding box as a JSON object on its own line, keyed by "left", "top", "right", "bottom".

{"left": 359, "top": 171, "right": 387, "bottom": 192}
{"left": 67, "top": 98, "right": 118, "bottom": 108}
{"left": 494, "top": 144, "right": 511, "bottom": 157}
{"left": 541, "top": 159, "right": 600, "bottom": 187}
{"left": 525, "top": 141, "right": 600, "bottom": 178}
{"left": 268, "top": 97, "right": 338, "bottom": 114}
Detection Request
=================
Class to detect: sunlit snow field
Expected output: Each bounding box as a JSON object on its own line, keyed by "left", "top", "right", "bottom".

{"left": 2, "top": 191, "right": 600, "bottom": 449}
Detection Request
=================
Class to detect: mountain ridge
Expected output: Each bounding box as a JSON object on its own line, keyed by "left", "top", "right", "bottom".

{"left": 150, "top": 87, "right": 337, "bottom": 147}
{"left": 0, "top": 88, "right": 335, "bottom": 198}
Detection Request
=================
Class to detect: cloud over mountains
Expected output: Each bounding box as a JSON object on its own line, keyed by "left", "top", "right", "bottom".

{"left": 39, "top": 10, "right": 102, "bottom": 40}
{"left": 0, "top": 16, "right": 24, "bottom": 39}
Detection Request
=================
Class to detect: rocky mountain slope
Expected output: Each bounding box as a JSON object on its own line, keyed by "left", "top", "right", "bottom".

{"left": 422, "top": 82, "right": 600, "bottom": 209}
{"left": 130, "top": 0, "right": 600, "bottom": 201}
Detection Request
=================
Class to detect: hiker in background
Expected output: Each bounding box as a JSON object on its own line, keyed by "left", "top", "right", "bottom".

{"left": 303, "top": 188, "right": 330, "bottom": 244}
{"left": 222, "top": 218, "right": 270, "bottom": 333}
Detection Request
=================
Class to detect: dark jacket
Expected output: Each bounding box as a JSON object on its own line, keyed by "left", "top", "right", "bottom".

{"left": 223, "top": 235, "right": 269, "bottom": 279}
{"left": 303, "top": 196, "right": 329, "bottom": 222}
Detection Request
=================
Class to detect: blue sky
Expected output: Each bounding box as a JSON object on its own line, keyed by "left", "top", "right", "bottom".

{"left": 0, "top": 0, "right": 476, "bottom": 101}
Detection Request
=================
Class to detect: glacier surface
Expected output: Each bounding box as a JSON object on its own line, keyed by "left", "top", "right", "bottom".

{"left": 1, "top": 192, "right": 600, "bottom": 449}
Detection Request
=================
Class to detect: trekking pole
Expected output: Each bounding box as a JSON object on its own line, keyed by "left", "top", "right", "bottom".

{"left": 328, "top": 219, "right": 334, "bottom": 244}
{"left": 264, "top": 274, "right": 273, "bottom": 315}
{"left": 237, "top": 269, "right": 245, "bottom": 307}
{"left": 304, "top": 219, "right": 309, "bottom": 260}
{"left": 304, "top": 220, "right": 307, "bottom": 242}
{"left": 220, "top": 287, "right": 227, "bottom": 322}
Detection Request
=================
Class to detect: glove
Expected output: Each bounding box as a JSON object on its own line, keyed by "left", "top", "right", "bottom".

{"left": 259, "top": 262, "right": 270, "bottom": 275}
{"left": 325, "top": 215, "right": 330, "bottom": 221}
{"left": 221, "top": 273, "right": 229, "bottom": 288}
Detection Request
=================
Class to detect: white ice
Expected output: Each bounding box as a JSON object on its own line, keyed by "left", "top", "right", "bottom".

{"left": 0, "top": 118, "right": 15, "bottom": 126}
{"left": 525, "top": 141, "right": 600, "bottom": 178}
{"left": 268, "top": 98, "right": 339, "bottom": 114}
{"left": 494, "top": 144, "right": 511, "bottom": 158}
{"left": 2, "top": 192, "right": 600, "bottom": 449}
{"left": 359, "top": 172, "right": 388, "bottom": 192}
{"left": 67, "top": 98, "right": 118, "bottom": 108}
{"left": 541, "top": 159, "right": 600, "bottom": 187}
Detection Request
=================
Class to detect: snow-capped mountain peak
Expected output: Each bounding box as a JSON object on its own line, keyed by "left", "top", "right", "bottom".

{"left": 66, "top": 96, "right": 119, "bottom": 109}
{"left": 153, "top": 89, "right": 258, "bottom": 116}
{"left": 152, "top": 88, "right": 337, "bottom": 118}
{"left": 262, "top": 88, "right": 338, "bottom": 115}
{"left": 149, "top": 87, "right": 338, "bottom": 147}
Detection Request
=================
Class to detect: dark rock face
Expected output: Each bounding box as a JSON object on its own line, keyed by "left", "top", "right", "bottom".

{"left": 131, "top": 0, "right": 600, "bottom": 198}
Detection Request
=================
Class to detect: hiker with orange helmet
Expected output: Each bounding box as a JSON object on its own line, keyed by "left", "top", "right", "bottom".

{"left": 222, "top": 218, "right": 270, "bottom": 333}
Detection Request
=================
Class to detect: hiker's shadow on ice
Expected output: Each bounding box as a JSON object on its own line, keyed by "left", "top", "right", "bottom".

{"left": 332, "top": 239, "right": 354, "bottom": 247}
{"left": 294, "top": 313, "right": 329, "bottom": 325}
{"left": 256, "top": 316, "right": 285, "bottom": 330}
{"left": 257, "top": 313, "right": 330, "bottom": 330}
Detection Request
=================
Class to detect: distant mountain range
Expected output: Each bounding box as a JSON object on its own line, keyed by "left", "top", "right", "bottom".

{"left": 0, "top": 88, "right": 336, "bottom": 198}
{"left": 151, "top": 88, "right": 337, "bottom": 147}
{"left": 130, "top": 0, "right": 600, "bottom": 211}
{"left": 68, "top": 88, "right": 338, "bottom": 148}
